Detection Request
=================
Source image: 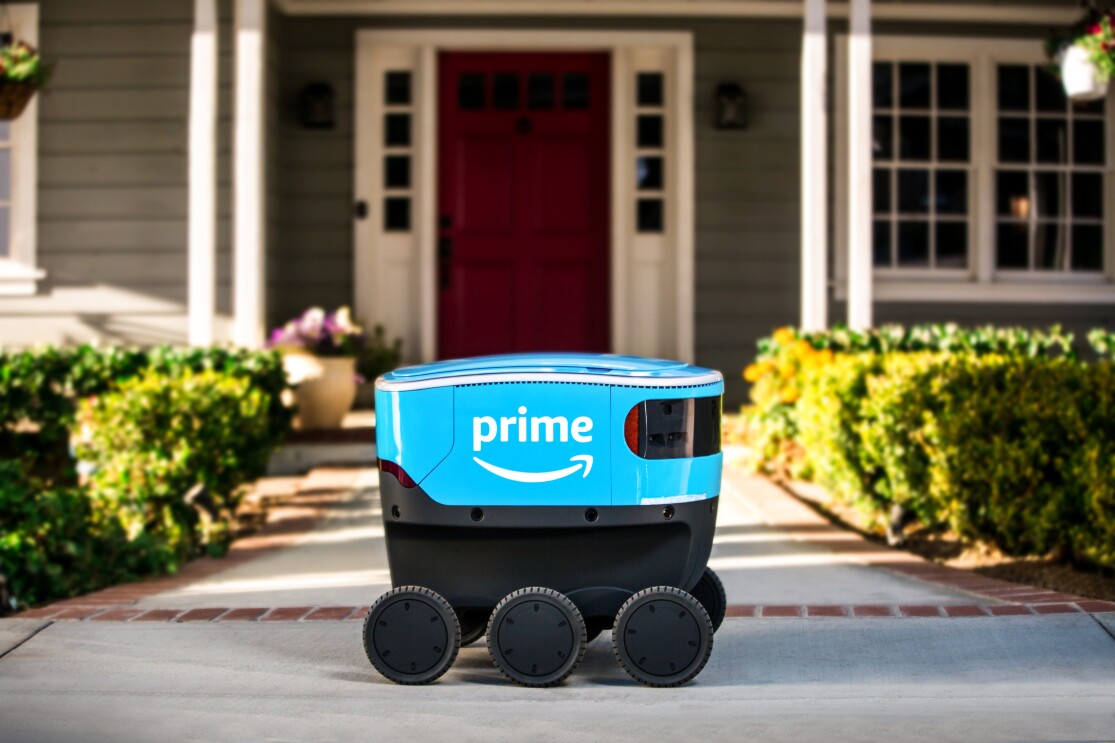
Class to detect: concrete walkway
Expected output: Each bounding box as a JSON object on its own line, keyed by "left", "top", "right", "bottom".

{"left": 132, "top": 465, "right": 979, "bottom": 610}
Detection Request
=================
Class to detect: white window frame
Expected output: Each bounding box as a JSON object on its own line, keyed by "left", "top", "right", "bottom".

{"left": 0, "top": 3, "right": 41, "bottom": 297}
{"left": 836, "top": 35, "right": 1115, "bottom": 304}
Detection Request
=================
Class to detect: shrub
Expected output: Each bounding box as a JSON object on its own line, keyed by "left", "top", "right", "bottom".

{"left": 78, "top": 369, "right": 277, "bottom": 561}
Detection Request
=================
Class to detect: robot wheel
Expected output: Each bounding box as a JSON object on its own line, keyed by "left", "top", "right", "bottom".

{"left": 363, "top": 586, "right": 461, "bottom": 685}
{"left": 611, "top": 586, "right": 714, "bottom": 687}
{"left": 486, "top": 587, "right": 588, "bottom": 687}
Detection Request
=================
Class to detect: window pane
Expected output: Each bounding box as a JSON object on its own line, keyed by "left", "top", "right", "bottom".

{"left": 458, "top": 73, "right": 485, "bottom": 109}
{"left": 998, "top": 118, "right": 1030, "bottom": 163}
{"left": 563, "top": 73, "right": 589, "bottom": 109}
{"left": 937, "top": 64, "right": 969, "bottom": 111}
{"left": 528, "top": 73, "right": 554, "bottom": 109}
{"left": 936, "top": 170, "right": 967, "bottom": 215}
{"left": 385, "top": 71, "right": 412, "bottom": 105}
{"left": 998, "top": 65, "right": 1030, "bottom": 112}
{"left": 873, "top": 168, "right": 891, "bottom": 213}
{"left": 637, "top": 115, "right": 663, "bottom": 148}
{"left": 385, "top": 155, "right": 410, "bottom": 189}
{"left": 873, "top": 62, "right": 893, "bottom": 108}
{"left": 385, "top": 197, "right": 411, "bottom": 232}
{"left": 1035, "top": 67, "right": 1066, "bottom": 112}
{"left": 637, "top": 198, "right": 664, "bottom": 232}
{"left": 937, "top": 117, "right": 970, "bottom": 162}
{"left": 1036, "top": 118, "right": 1068, "bottom": 164}
{"left": 0, "top": 149, "right": 10, "bottom": 201}
{"left": 898, "top": 169, "right": 929, "bottom": 213}
{"left": 637, "top": 156, "right": 663, "bottom": 190}
{"left": 1035, "top": 171, "right": 1064, "bottom": 217}
{"left": 936, "top": 222, "right": 968, "bottom": 268}
{"left": 385, "top": 113, "right": 411, "bottom": 147}
{"left": 873, "top": 220, "right": 892, "bottom": 267}
{"left": 899, "top": 63, "right": 931, "bottom": 109}
{"left": 897, "top": 221, "right": 930, "bottom": 266}
{"left": 873, "top": 115, "right": 893, "bottom": 160}
{"left": 1074, "top": 97, "right": 1106, "bottom": 116}
{"left": 1073, "top": 172, "right": 1103, "bottom": 218}
{"left": 1072, "top": 224, "right": 1104, "bottom": 271}
{"left": 1035, "top": 222, "right": 1066, "bottom": 270}
{"left": 996, "top": 222, "right": 1029, "bottom": 268}
{"left": 637, "top": 73, "right": 663, "bottom": 107}
{"left": 1073, "top": 119, "right": 1105, "bottom": 165}
{"left": 899, "top": 115, "right": 931, "bottom": 160}
{"left": 494, "top": 73, "right": 519, "bottom": 109}
{"left": 997, "top": 170, "right": 1030, "bottom": 217}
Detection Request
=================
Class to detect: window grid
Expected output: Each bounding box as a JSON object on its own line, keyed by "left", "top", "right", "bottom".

{"left": 995, "top": 64, "right": 1106, "bottom": 274}
{"left": 383, "top": 70, "right": 413, "bottom": 233}
{"left": 872, "top": 61, "right": 971, "bottom": 272}
{"left": 635, "top": 72, "right": 666, "bottom": 233}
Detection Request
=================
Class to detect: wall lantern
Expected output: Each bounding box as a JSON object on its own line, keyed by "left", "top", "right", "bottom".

{"left": 715, "top": 83, "right": 747, "bottom": 130}
{"left": 298, "top": 82, "right": 335, "bottom": 130}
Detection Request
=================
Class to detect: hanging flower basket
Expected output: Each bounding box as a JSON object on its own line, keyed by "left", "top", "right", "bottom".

{"left": 1048, "top": 8, "right": 1115, "bottom": 102}
{"left": 0, "top": 40, "right": 49, "bottom": 121}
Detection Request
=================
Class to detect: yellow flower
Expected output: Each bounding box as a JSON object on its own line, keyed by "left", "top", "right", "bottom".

{"left": 781, "top": 386, "right": 801, "bottom": 404}
{"left": 743, "top": 363, "right": 764, "bottom": 382}
{"left": 773, "top": 327, "right": 796, "bottom": 346}
{"left": 791, "top": 339, "right": 814, "bottom": 360}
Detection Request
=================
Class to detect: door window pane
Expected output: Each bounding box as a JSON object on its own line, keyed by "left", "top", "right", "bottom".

{"left": 1072, "top": 172, "right": 1103, "bottom": 218}
{"left": 1072, "top": 225, "right": 1104, "bottom": 270}
{"left": 637, "top": 73, "right": 663, "bottom": 106}
{"left": 998, "top": 118, "right": 1030, "bottom": 163}
{"left": 873, "top": 62, "right": 893, "bottom": 108}
{"left": 996, "top": 171, "right": 1030, "bottom": 217}
{"left": 873, "top": 220, "right": 892, "bottom": 267}
{"left": 637, "top": 198, "right": 664, "bottom": 232}
{"left": 1034, "top": 172, "right": 1063, "bottom": 218}
{"left": 385, "top": 71, "right": 412, "bottom": 105}
{"left": 493, "top": 73, "right": 519, "bottom": 110}
{"left": 1073, "top": 119, "right": 1105, "bottom": 165}
{"left": 458, "top": 73, "right": 485, "bottom": 109}
{"left": 563, "top": 73, "right": 589, "bottom": 109}
{"left": 385, "top": 155, "right": 410, "bottom": 189}
{"left": 384, "top": 197, "right": 410, "bottom": 232}
{"left": 936, "top": 222, "right": 968, "bottom": 268}
{"left": 873, "top": 168, "right": 891, "bottom": 213}
{"left": 637, "top": 156, "right": 663, "bottom": 190}
{"left": 528, "top": 73, "right": 554, "bottom": 109}
{"left": 873, "top": 115, "right": 893, "bottom": 160}
{"left": 1036, "top": 68, "right": 1066, "bottom": 112}
{"left": 1036, "top": 118, "right": 1068, "bottom": 164}
{"left": 385, "top": 114, "right": 411, "bottom": 147}
{"left": 1034, "top": 222, "right": 1066, "bottom": 269}
{"left": 936, "top": 170, "right": 967, "bottom": 215}
{"left": 637, "top": 115, "right": 663, "bottom": 148}
{"left": 937, "top": 117, "right": 970, "bottom": 162}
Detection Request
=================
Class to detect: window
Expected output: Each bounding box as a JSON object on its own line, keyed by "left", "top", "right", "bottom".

{"left": 837, "top": 37, "right": 1115, "bottom": 303}
{"left": 0, "top": 4, "right": 41, "bottom": 296}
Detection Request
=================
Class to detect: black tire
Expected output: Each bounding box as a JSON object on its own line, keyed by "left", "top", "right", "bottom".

{"left": 612, "top": 586, "right": 714, "bottom": 688}
{"left": 363, "top": 586, "right": 461, "bottom": 685}
{"left": 457, "top": 608, "right": 489, "bottom": 647}
{"left": 688, "top": 567, "right": 727, "bottom": 633}
{"left": 487, "top": 587, "right": 587, "bottom": 687}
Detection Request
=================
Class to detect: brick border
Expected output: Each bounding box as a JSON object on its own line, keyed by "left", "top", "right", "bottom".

{"left": 21, "top": 601, "right": 1115, "bottom": 623}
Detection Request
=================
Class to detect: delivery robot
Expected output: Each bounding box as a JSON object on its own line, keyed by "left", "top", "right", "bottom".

{"left": 367, "top": 353, "right": 725, "bottom": 687}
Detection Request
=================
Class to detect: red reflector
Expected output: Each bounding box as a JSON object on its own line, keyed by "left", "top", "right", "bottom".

{"left": 378, "top": 459, "right": 417, "bottom": 488}
{"left": 624, "top": 404, "right": 640, "bottom": 455}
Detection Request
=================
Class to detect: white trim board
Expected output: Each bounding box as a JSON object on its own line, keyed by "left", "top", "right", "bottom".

{"left": 279, "top": 0, "right": 1078, "bottom": 25}
{"left": 353, "top": 30, "right": 696, "bottom": 364}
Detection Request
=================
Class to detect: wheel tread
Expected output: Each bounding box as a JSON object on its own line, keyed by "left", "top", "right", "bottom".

{"left": 487, "top": 587, "right": 588, "bottom": 688}
{"left": 363, "top": 585, "right": 461, "bottom": 685}
{"left": 611, "top": 586, "right": 714, "bottom": 688}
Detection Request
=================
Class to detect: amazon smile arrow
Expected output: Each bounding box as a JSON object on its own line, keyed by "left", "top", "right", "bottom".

{"left": 472, "top": 454, "right": 594, "bottom": 483}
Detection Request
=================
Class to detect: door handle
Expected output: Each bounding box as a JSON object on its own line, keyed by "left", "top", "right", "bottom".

{"left": 438, "top": 237, "right": 453, "bottom": 290}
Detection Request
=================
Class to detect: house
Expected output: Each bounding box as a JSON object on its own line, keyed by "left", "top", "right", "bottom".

{"left": 0, "top": 0, "right": 1109, "bottom": 403}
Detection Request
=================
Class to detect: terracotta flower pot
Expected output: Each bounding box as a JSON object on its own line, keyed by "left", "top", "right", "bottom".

{"left": 284, "top": 353, "right": 357, "bottom": 430}
{"left": 1060, "top": 44, "right": 1109, "bottom": 101}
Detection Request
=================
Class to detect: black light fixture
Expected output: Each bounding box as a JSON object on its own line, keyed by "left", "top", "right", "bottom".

{"left": 298, "top": 82, "right": 335, "bottom": 130}
{"left": 715, "top": 83, "right": 747, "bottom": 130}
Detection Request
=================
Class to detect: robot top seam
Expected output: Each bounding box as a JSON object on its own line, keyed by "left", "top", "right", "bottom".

{"left": 376, "top": 372, "right": 724, "bottom": 392}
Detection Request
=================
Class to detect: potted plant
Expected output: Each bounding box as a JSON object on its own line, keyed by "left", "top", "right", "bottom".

{"left": 268, "top": 306, "right": 364, "bottom": 430}
{"left": 0, "top": 39, "right": 50, "bottom": 120}
{"left": 354, "top": 324, "right": 404, "bottom": 409}
{"left": 1047, "top": 8, "right": 1115, "bottom": 101}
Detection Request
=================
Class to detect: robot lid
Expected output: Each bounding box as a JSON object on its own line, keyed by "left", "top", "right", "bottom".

{"left": 376, "top": 352, "right": 723, "bottom": 391}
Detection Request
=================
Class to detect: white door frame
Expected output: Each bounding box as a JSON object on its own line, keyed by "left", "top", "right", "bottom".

{"left": 354, "top": 29, "right": 695, "bottom": 363}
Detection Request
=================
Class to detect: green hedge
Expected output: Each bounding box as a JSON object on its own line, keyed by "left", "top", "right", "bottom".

{"left": 743, "top": 324, "right": 1115, "bottom": 568}
{"left": 0, "top": 346, "right": 293, "bottom": 607}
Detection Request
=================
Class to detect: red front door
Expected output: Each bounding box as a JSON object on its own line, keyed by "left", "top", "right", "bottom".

{"left": 438, "top": 52, "right": 610, "bottom": 358}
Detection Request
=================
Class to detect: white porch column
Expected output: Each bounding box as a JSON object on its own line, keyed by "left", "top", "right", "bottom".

{"left": 234, "top": 0, "right": 267, "bottom": 347}
{"left": 847, "top": 0, "right": 874, "bottom": 329}
{"left": 800, "top": 0, "right": 827, "bottom": 331}
{"left": 188, "top": 0, "right": 218, "bottom": 347}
